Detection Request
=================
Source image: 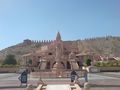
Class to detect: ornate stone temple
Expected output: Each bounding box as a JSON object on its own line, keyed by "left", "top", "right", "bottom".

{"left": 22, "top": 32, "right": 92, "bottom": 76}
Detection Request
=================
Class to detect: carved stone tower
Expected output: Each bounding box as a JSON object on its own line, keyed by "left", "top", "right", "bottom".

{"left": 56, "top": 32, "right": 61, "bottom": 41}
{"left": 52, "top": 32, "right": 64, "bottom": 76}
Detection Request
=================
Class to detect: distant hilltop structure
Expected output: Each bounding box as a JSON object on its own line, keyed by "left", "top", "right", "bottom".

{"left": 23, "top": 39, "right": 54, "bottom": 46}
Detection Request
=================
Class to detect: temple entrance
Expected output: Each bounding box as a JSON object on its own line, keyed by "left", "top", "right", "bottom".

{"left": 52, "top": 61, "right": 65, "bottom": 69}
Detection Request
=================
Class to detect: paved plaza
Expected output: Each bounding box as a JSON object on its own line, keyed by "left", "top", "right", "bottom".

{"left": 0, "top": 72, "right": 120, "bottom": 90}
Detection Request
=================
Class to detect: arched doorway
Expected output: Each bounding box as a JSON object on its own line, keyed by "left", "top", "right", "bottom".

{"left": 67, "top": 61, "right": 71, "bottom": 69}
{"left": 46, "top": 61, "right": 50, "bottom": 69}
{"left": 52, "top": 61, "right": 56, "bottom": 68}
{"left": 77, "top": 61, "right": 83, "bottom": 69}
{"left": 52, "top": 61, "right": 65, "bottom": 69}
{"left": 60, "top": 62, "right": 65, "bottom": 69}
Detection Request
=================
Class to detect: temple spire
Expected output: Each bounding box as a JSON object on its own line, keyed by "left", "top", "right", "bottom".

{"left": 56, "top": 32, "right": 61, "bottom": 41}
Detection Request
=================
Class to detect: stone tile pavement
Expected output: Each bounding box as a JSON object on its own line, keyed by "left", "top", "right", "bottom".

{"left": 0, "top": 72, "right": 120, "bottom": 90}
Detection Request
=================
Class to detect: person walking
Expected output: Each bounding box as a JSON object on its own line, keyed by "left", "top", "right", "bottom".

{"left": 18, "top": 70, "right": 28, "bottom": 86}
{"left": 70, "top": 70, "right": 79, "bottom": 83}
{"left": 84, "top": 70, "right": 88, "bottom": 82}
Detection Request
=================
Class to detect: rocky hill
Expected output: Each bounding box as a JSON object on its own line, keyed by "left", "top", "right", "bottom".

{"left": 0, "top": 36, "right": 120, "bottom": 62}
{"left": 78, "top": 36, "right": 120, "bottom": 57}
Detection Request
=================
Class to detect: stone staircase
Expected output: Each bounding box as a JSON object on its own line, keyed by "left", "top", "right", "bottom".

{"left": 35, "top": 84, "right": 82, "bottom": 90}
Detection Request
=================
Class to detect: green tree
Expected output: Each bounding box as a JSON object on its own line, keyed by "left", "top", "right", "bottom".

{"left": 28, "top": 59, "right": 32, "bottom": 64}
{"left": 85, "top": 58, "right": 92, "bottom": 66}
{"left": 3, "top": 54, "right": 17, "bottom": 65}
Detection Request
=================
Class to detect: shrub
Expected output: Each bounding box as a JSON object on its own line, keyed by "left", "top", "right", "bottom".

{"left": 2, "top": 54, "right": 17, "bottom": 65}
{"left": 94, "top": 61, "right": 101, "bottom": 67}
{"left": 0, "top": 64, "right": 20, "bottom": 68}
{"left": 94, "top": 61, "right": 120, "bottom": 67}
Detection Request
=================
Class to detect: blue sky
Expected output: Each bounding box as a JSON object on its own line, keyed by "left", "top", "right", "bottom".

{"left": 0, "top": 0, "right": 120, "bottom": 50}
